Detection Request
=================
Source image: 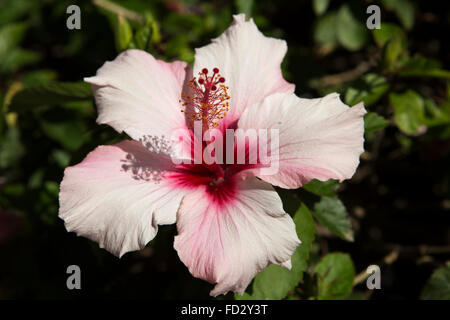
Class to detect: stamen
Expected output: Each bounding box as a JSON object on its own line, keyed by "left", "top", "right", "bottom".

{"left": 180, "top": 67, "right": 230, "bottom": 129}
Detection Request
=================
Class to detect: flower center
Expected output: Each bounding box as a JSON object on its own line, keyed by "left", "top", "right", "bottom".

{"left": 180, "top": 67, "right": 230, "bottom": 129}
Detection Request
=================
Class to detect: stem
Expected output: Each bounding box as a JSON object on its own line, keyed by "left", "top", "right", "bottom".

{"left": 92, "top": 0, "right": 145, "bottom": 23}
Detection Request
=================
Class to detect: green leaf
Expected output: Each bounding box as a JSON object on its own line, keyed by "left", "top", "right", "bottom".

{"left": 312, "top": 196, "right": 354, "bottom": 242}
{"left": 237, "top": 203, "right": 315, "bottom": 300}
{"left": 312, "top": 0, "right": 330, "bottom": 16}
{"left": 28, "top": 169, "right": 44, "bottom": 189}
{"left": 132, "top": 11, "right": 160, "bottom": 51}
{"left": 0, "top": 91, "right": 4, "bottom": 133}
{"left": 303, "top": 179, "right": 339, "bottom": 197}
{"left": 372, "top": 23, "right": 408, "bottom": 72}
{"left": 423, "top": 98, "right": 450, "bottom": 127}
{"left": 22, "top": 70, "right": 58, "bottom": 86}
{"left": 51, "top": 149, "right": 71, "bottom": 168}
{"left": 345, "top": 73, "right": 389, "bottom": 107}
{"left": 383, "top": 36, "right": 408, "bottom": 72}
{"left": 9, "top": 81, "right": 92, "bottom": 112}
{"left": 390, "top": 90, "right": 426, "bottom": 135}
{"left": 336, "top": 5, "right": 368, "bottom": 51}
{"left": 0, "top": 127, "right": 24, "bottom": 168}
{"left": 396, "top": 132, "right": 412, "bottom": 152}
{"left": 364, "top": 112, "right": 389, "bottom": 133}
{"left": 134, "top": 24, "right": 153, "bottom": 51}
{"left": 115, "top": 15, "right": 133, "bottom": 52}
{"left": 381, "top": 0, "right": 415, "bottom": 30}
{"left": 421, "top": 262, "right": 450, "bottom": 300}
{"left": 235, "top": 0, "right": 254, "bottom": 17}
{"left": 0, "top": 22, "right": 27, "bottom": 56}
{"left": 0, "top": 23, "right": 40, "bottom": 73}
{"left": 0, "top": 48, "right": 40, "bottom": 73}
{"left": 39, "top": 117, "right": 87, "bottom": 151}
{"left": 313, "top": 12, "right": 338, "bottom": 47}
{"left": 373, "top": 23, "right": 406, "bottom": 48}
{"left": 314, "top": 253, "right": 355, "bottom": 300}
{"left": 0, "top": 0, "right": 34, "bottom": 25}
{"left": 398, "top": 55, "right": 450, "bottom": 79}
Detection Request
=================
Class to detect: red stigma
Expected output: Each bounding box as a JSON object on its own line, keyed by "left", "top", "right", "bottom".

{"left": 180, "top": 67, "right": 230, "bottom": 129}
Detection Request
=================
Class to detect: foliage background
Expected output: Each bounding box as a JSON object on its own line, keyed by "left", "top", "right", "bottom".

{"left": 0, "top": 0, "right": 449, "bottom": 300}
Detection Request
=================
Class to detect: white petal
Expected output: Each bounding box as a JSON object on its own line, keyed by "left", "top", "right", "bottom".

{"left": 59, "top": 140, "right": 186, "bottom": 257}
{"left": 193, "top": 14, "right": 294, "bottom": 124}
{"left": 238, "top": 92, "right": 366, "bottom": 188}
{"left": 85, "top": 49, "right": 190, "bottom": 141}
{"left": 174, "top": 176, "right": 300, "bottom": 296}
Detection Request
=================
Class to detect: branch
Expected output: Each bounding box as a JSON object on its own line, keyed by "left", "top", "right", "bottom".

{"left": 92, "top": 0, "right": 145, "bottom": 23}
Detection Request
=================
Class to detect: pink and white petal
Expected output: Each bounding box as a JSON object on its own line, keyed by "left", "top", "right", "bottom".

{"left": 85, "top": 49, "right": 190, "bottom": 141}
{"left": 238, "top": 92, "right": 366, "bottom": 189}
{"left": 174, "top": 176, "right": 300, "bottom": 296}
{"left": 193, "top": 14, "right": 294, "bottom": 125}
{"left": 59, "top": 140, "right": 186, "bottom": 257}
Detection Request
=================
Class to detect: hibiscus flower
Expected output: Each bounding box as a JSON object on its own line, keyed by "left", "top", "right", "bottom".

{"left": 59, "top": 14, "right": 365, "bottom": 296}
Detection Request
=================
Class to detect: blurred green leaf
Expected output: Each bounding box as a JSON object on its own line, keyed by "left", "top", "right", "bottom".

{"left": 303, "top": 179, "right": 339, "bottom": 197}
{"left": 423, "top": 98, "right": 450, "bottom": 127}
{"left": 381, "top": 0, "right": 415, "bottom": 30}
{"left": 22, "top": 70, "right": 58, "bottom": 86}
{"left": 345, "top": 73, "right": 389, "bottom": 107}
{"left": 0, "top": 0, "right": 33, "bottom": 25}
{"left": 313, "top": 196, "right": 354, "bottom": 242}
{"left": 9, "top": 82, "right": 92, "bottom": 112}
{"left": 396, "top": 132, "right": 412, "bottom": 152}
{"left": 336, "top": 5, "right": 368, "bottom": 51}
{"left": 130, "top": 11, "right": 159, "bottom": 51}
{"left": 373, "top": 23, "right": 406, "bottom": 48}
{"left": 364, "top": 112, "right": 389, "bottom": 133}
{"left": 1, "top": 182, "right": 25, "bottom": 196}
{"left": 115, "top": 15, "right": 133, "bottom": 52}
{"left": 0, "top": 92, "right": 4, "bottom": 133}
{"left": 0, "top": 127, "right": 24, "bottom": 168}
{"left": 398, "top": 55, "right": 450, "bottom": 79}
{"left": 44, "top": 181, "right": 59, "bottom": 197}
{"left": 165, "top": 33, "right": 194, "bottom": 64}
{"left": 133, "top": 24, "right": 152, "bottom": 51}
{"left": 145, "top": 11, "right": 161, "bottom": 44}
{"left": 0, "top": 22, "right": 40, "bottom": 73}
{"left": 314, "top": 253, "right": 355, "bottom": 300}
{"left": 237, "top": 203, "right": 315, "bottom": 300}
{"left": 421, "top": 262, "right": 450, "bottom": 300}
{"left": 235, "top": 0, "right": 254, "bottom": 17}
{"left": 313, "top": 12, "right": 338, "bottom": 47}
{"left": 0, "top": 22, "right": 27, "bottom": 54}
{"left": 28, "top": 169, "right": 44, "bottom": 189}
{"left": 39, "top": 115, "right": 87, "bottom": 151}
{"left": 0, "top": 48, "right": 40, "bottom": 73}
{"left": 50, "top": 149, "right": 71, "bottom": 168}
{"left": 390, "top": 90, "right": 426, "bottom": 135}
{"left": 312, "top": 0, "right": 330, "bottom": 16}
{"left": 383, "top": 36, "right": 408, "bottom": 72}
{"left": 372, "top": 23, "right": 408, "bottom": 72}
